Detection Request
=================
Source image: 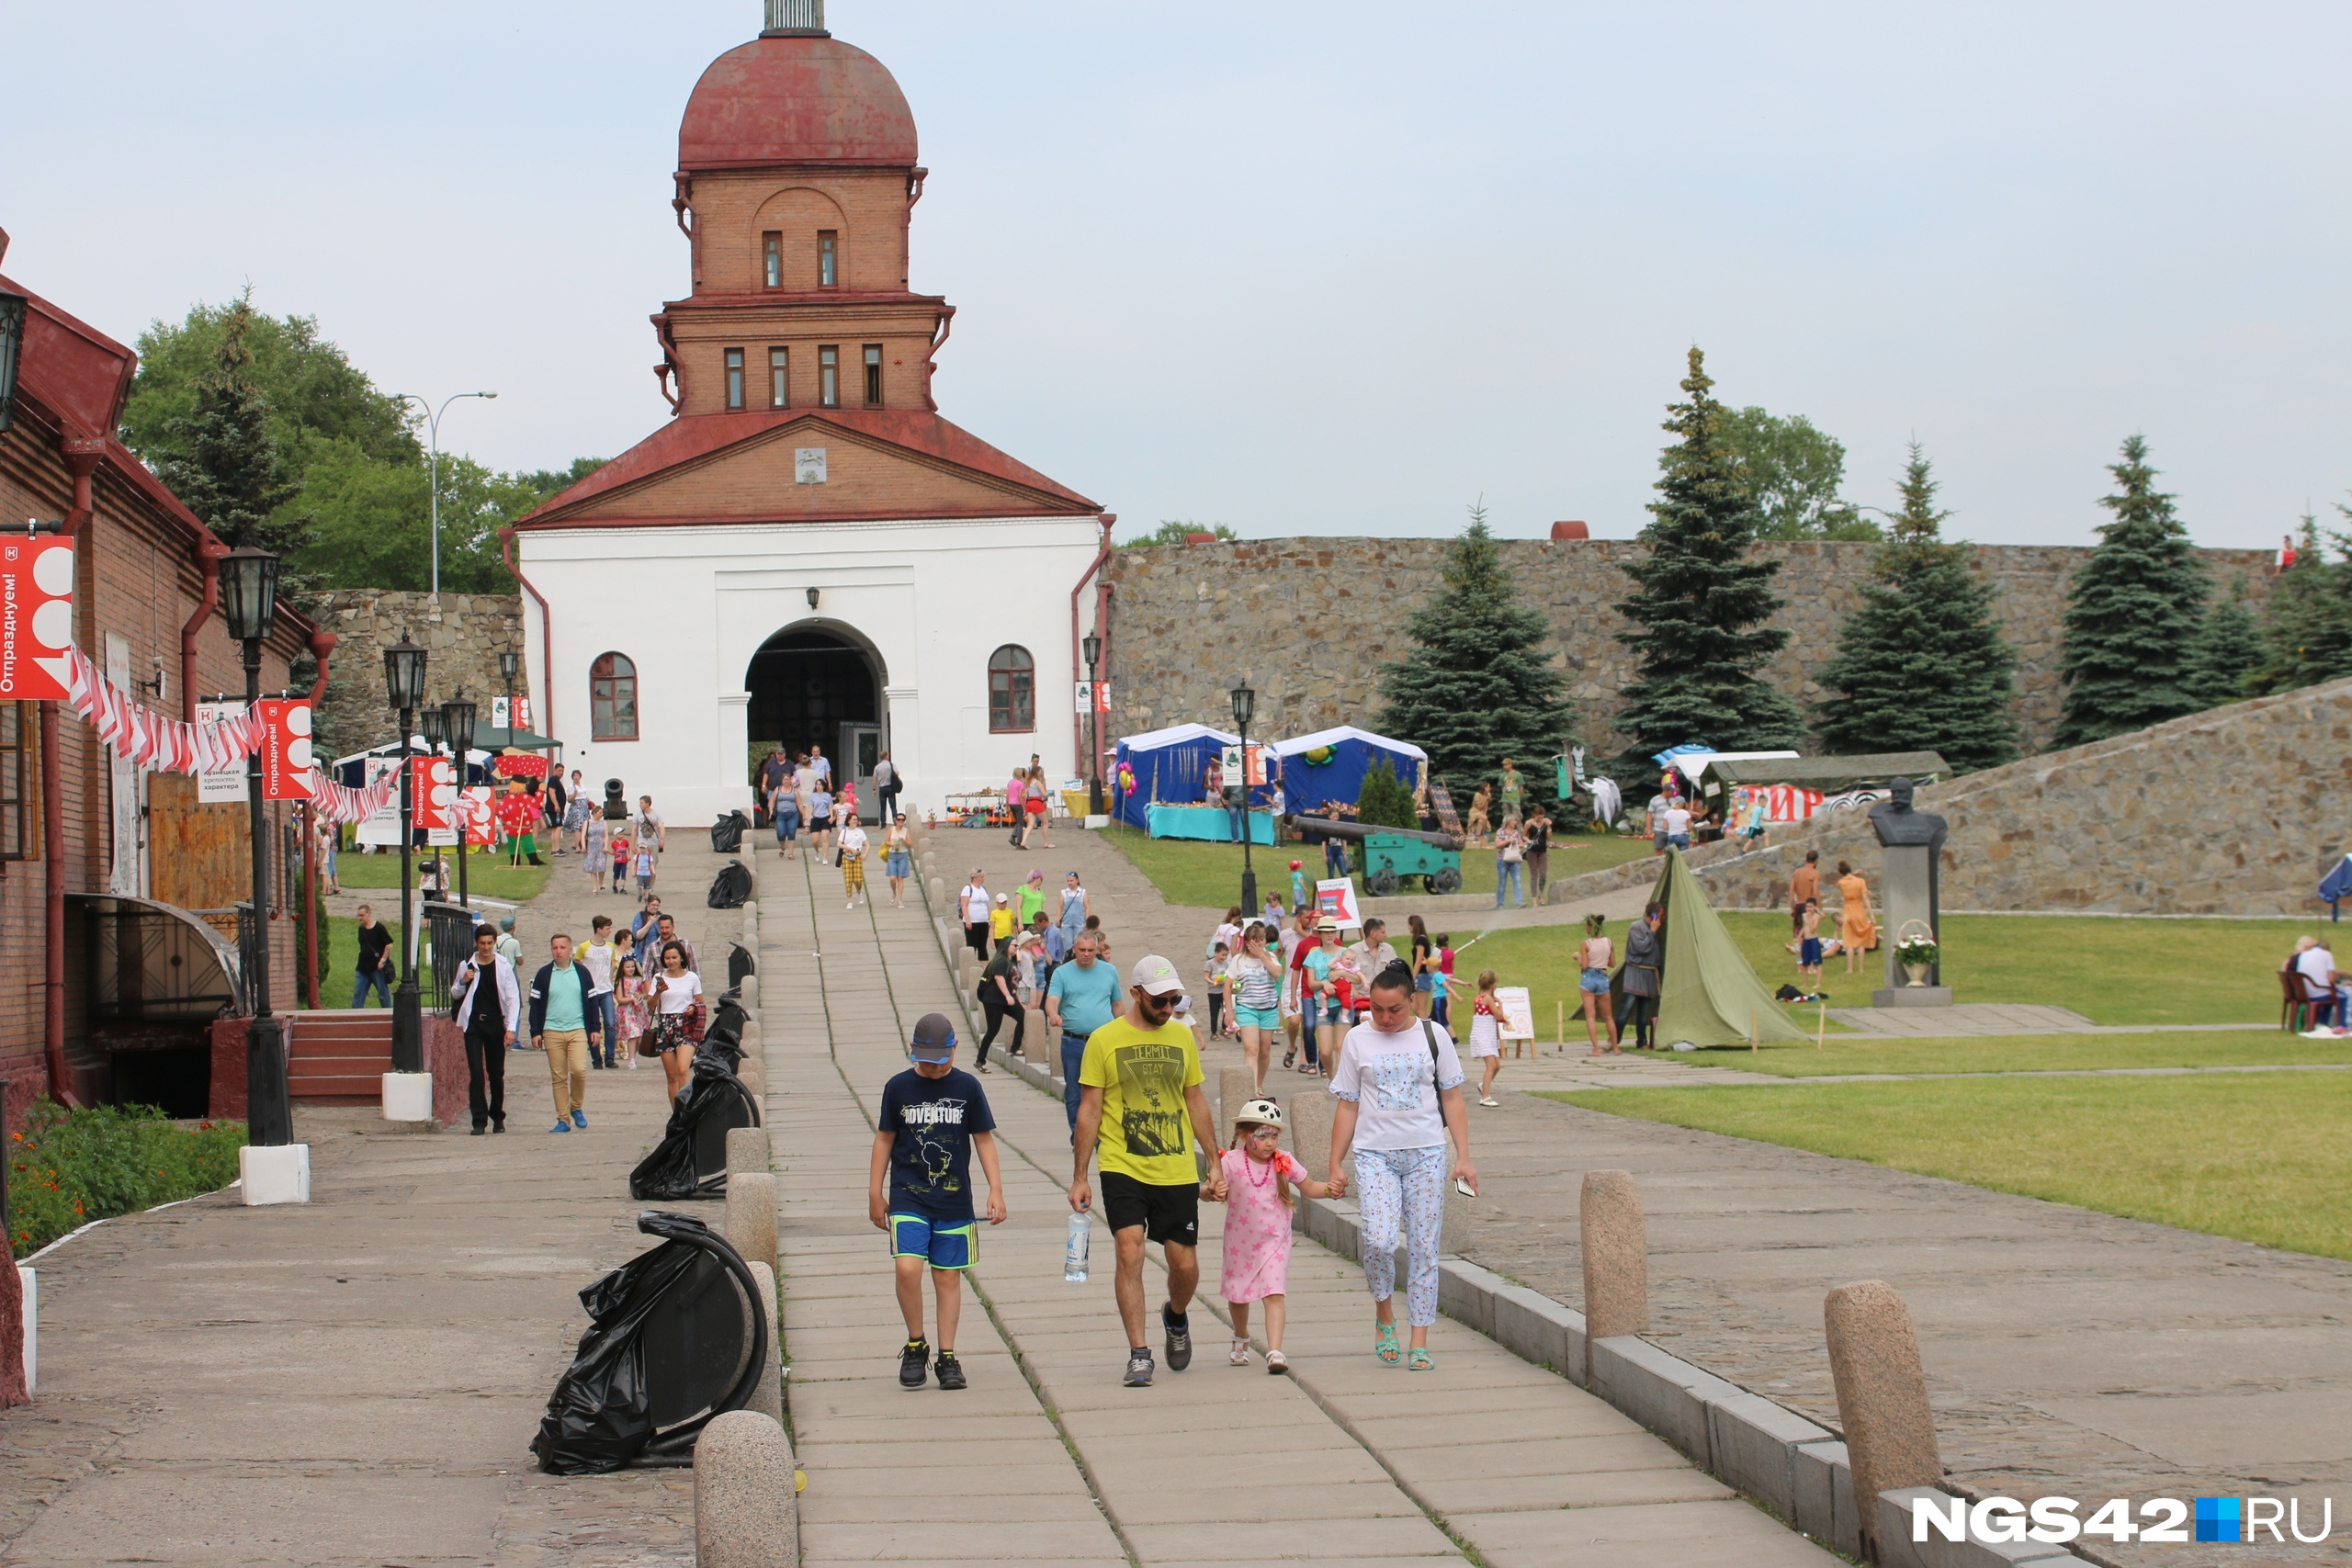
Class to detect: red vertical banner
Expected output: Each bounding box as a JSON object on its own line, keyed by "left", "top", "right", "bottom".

{"left": 0, "top": 536, "right": 77, "bottom": 701}
{"left": 412, "top": 756, "right": 456, "bottom": 830}
{"left": 459, "top": 785, "right": 496, "bottom": 847}
{"left": 258, "top": 698, "right": 314, "bottom": 799}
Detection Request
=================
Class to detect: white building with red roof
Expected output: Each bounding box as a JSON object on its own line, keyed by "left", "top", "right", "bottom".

{"left": 511, "top": 0, "right": 1110, "bottom": 821}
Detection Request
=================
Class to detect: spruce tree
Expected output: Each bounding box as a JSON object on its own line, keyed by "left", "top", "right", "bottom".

{"left": 1376, "top": 505, "right": 1572, "bottom": 801}
{"left": 1354, "top": 760, "right": 1418, "bottom": 829}
{"left": 2055, "top": 434, "right": 2209, "bottom": 747}
{"left": 1613, "top": 347, "right": 1804, "bottom": 764}
{"left": 1813, "top": 444, "right": 2019, "bottom": 772}
{"left": 2183, "top": 576, "right": 2266, "bottom": 708}
{"left": 155, "top": 293, "right": 310, "bottom": 559}
{"left": 2249, "top": 513, "right": 2352, "bottom": 695}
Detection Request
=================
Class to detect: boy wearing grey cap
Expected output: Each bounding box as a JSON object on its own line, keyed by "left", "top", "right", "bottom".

{"left": 870, "top": 1012, "right": 1006, "bottom": 1391}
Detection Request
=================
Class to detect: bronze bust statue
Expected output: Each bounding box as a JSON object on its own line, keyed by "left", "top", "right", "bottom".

{"left": 1868, "top": 777, "right": 1948, "bottom": 852}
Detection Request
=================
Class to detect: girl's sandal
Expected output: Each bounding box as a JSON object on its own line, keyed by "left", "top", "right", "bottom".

{"left": 1374, "top": 1323, "right": 1402, "bottom": 1365}
{"left": 1229, "top": 1337, "right": 1252, "bottom": 1366}
{"left": 1408, "top": 1347, "right": 1435, "bottom": 1372}
{"left": 1266, "top": 1349, "right": 1289, "bottom": 1375}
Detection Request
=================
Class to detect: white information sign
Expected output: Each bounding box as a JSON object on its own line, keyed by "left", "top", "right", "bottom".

{"left": 197, "top": 700, "right": 247, "bottom": 804}
{"left": 1495, "top": 986, "right": 1536, "bottom": 1042}
{"left": 356, "top": 756, "right": 405, "bottom": 848}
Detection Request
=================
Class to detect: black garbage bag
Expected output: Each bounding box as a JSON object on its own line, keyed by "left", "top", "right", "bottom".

{"left": 710, "top": 810, "right": 750, "bottom": 854}
{"left": 529, "top": 1211, "right": 768, "bottom": 1474}
{"left": 727, "top": 940, "right": 756, "bottom": 989}
{"left": 529, "top": 1211, "right": 704, "bottom": 1473}
{"left": 707, "top": 859, "right": 752, "bottom": 909}
{"left": 628, "top": 1051, "right": 760, "bottom": 1201}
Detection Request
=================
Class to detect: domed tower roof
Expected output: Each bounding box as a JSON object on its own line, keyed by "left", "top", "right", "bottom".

{"left": 677, "top": 29, "right": 918, "bottom": 173}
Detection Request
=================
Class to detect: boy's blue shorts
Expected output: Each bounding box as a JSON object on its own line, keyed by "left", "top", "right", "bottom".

{"left": 889, "top": 1213, "right": 976, "bottom": 1270}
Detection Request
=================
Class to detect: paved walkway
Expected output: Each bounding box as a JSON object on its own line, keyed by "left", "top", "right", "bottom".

{"left": 760, "top": 849, "right": 1835, "bottom": 1566}
{"left": 0, "top": 834, "right": 752, "bottom": 1566}
{"left": 936, "top": 824, "right": 2352, "bottom": 1568}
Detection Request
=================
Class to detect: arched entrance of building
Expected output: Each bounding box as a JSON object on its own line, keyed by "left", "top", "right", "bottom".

{"left": 745, "top": 622, "right": 887, "bottom": 805}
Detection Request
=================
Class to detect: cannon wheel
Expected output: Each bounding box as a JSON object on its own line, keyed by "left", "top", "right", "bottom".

{"left": 1430, "top": 866, "right": 1463, "bottom": 895}
{"left": 1366, "top": 867, "right": 1401, "bottom": 897}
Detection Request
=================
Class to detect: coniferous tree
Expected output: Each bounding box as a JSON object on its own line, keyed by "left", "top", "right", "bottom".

{"left": 1354, "top": 760, "right": 1418, "bottom": 829}
{"left": 2183, "top": 576, "right": 2266, "bottom": 708}
{"left": 1613, "top": 347, "right": 1804, "bottom": 764}
{"left": 1813, "top": 444, "right": 2019, "bottom": 772}
{"left": 154, "top": 294, "right": 308, "bottom": 559}
{"left": 1376, "top": 505, "right": 1572, "bottom": 800}
{"left": 2054, "top": 434, "right": 2209, "bottom": 747}
{"left": 2249, "top": 512, "right": 2352, "bottom": 695}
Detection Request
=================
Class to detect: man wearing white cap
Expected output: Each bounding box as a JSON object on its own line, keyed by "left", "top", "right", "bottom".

{"left": 1069, "top": 954, "right": 1227, "bottom": 1388}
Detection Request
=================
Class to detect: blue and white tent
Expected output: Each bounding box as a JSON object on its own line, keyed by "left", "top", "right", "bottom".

{"left": 1111, "top": 722, "right": 1238, "bottom": 829}
{"left": 1271, "top": 726, "right": 1427, "bottom": 816}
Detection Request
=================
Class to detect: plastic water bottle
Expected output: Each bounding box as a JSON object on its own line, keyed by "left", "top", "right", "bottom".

{"left": 1064, "top": 1210, "right": 1091, "bottom": 1283}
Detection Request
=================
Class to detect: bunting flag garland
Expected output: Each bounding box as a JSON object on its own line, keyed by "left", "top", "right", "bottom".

{"left": 55, "top": 643, "right": 399, "bottom": 825}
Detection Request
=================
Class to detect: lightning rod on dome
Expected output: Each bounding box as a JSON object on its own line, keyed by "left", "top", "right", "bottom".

{"left": 763, "top": 0, "right": 828, "bottom": 37}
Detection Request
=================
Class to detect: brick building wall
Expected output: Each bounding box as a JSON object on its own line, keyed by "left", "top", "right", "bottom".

{"left": 1100, "top": 537, "right": 2278, "bottom": 765}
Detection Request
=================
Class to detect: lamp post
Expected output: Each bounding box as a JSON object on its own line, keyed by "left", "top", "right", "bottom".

{"left": 499, "top": 649, "right": 519, "bottom": 740}
{"left": 383, "top": 638, "right": 429, "bottom": 1074}
{"left": 1082, "top": 633, "right": 1102, "bottom": 817}
{"left": 390, "top": 390, "right": 497, "bottom": 598}
{"left": 442, "top": 693, "right": 478, "bottom": 908}
{"left": 1230, "top": 681, "right": 1257, "bottom": 919}
{"left": 220, "top": 547, "right": 291, "bottom": 1147}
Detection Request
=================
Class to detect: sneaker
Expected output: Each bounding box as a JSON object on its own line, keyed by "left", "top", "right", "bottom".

{"left": 1123, "top": 1348, "right": 1155, "bottom": 1388}
{"left": 899, "top": 1337, "right": 930, "bottom": 1389}
{"left": 1162, "top": 1303, "right": 1192, "bottom": 1371}
{"left": 571, "top": 1111, "right": 588, "bottom": 1129}
{"left": 933, "top": 1351, "right": 967, "bottom": 1390}
{"left": 548, "top": 1121, "right": 571, "bottom": 1134}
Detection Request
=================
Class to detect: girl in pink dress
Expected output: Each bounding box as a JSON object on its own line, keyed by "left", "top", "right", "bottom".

{"left": 1210, "top": 1099, "right": 1343, "bottom": 1374}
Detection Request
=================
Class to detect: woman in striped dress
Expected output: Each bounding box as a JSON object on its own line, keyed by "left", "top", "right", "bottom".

{"left": 1228, "top": 921, "right": 1285, "bottom": 1097}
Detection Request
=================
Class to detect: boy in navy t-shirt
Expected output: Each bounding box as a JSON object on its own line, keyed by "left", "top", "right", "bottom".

{"left": 869, "top": 1012, "right": 1004, "bottom": 1391}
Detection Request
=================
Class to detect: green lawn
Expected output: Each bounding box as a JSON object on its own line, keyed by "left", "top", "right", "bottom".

{"left": 1542, "top": 1074, "right": 2352, "bottom": 1260}
{"left": 319, "top": 916, "right": 401, "bottom": 1010}
{"left": 1097, "top": 823, "right": 1657, "bottom": 910}
{"left": 334, "top": 848, "right": 550, "bottom": 905}
{"left": 1607, "top": 1029, "right": 2347, "bottom": 1077}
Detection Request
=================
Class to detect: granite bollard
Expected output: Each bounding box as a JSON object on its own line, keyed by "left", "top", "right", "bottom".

{"left": 737, "top": 974, "right": 759, "bottom": 1013}
{"left": 928, "top": 875, "right": 945, "bottom": 910}
{"left": 725, "top": 1125, "right": 769, "bottom": 1178}
{"left": 1579, "top": 1170, "right": 1648, "bottom": 1340}
{"left": 693, "top": 1409, "right": 796, "bottom": 1568}
{"left": 735, "top": 1054, "right": 766, "bottom": 1104}
{"left": 1824, "top": 1279, "right": 1941, "bottom": 1562}
{"left": 1219, "top": 1066, "right": 1256, "bottom": 1141}
{"left": 1286, "top": 1080, "right": 1334, "bottom": 1184}
{"left": 743, "top": 1261, "right": 783, "bottom": 1425}
{"left": 724, "top": 1171, "right": 777, "bottom": 1275}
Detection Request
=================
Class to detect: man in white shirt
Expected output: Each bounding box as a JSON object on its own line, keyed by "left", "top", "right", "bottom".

{"left": 582, "top": 915, "right": 619, "bottom": 1067}
{"left": 634, "top": 795, "right": 666, "bottom": 854}
{"left": 2294, "top": 938, "right": 2341, "bottom": 1031}
{"left": 809, "top": 743, "right": 832, "bottom": 787}
{"left": 1344, "top": 919, "right": 1400, "bottom": 1023}
{"left": 958, "top": 870, "right": 992, "bottom": 960}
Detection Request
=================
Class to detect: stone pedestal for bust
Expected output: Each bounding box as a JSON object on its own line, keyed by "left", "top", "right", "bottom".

{"left": 1869, "top": 778, "right": 1951, "bottom": 1009}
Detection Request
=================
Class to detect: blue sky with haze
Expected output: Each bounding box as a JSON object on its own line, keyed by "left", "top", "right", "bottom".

{"left": 6, "top": 1, "right": 2345, "bottom": 548}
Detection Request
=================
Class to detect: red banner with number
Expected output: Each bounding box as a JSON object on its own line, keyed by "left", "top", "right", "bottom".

{"left": 412, "top": 756, "right": 456, "bottom": 830}
{"left": 257, "top": 699, "right": 314, "bottom": 799}
{"left": 0, "top": 536, "right": 77, "bottom": 701}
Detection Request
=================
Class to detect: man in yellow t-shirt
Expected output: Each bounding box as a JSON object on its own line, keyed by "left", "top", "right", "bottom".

{"left": 1068, "top": 954, "right": 1226, "bottom": 1388}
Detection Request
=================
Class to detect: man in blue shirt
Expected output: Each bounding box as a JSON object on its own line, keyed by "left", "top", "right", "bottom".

{"left": 870, "top": 1012, "right": 1003, "bottom": 1391}
{"left": 1045, "top": 933, "right": 1124, "bottom": 1132}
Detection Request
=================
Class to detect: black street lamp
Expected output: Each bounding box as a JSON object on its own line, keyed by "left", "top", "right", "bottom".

{"left": 1230, "top": 681, "right": 1257, "bottom": 919}
{"left": 220, "top": 546, "right": 291, "bottom": 1147}
{"left": 1082, "top": 633, "right": 1103, "bottom": 817}
{"left": 442, "top": 693, "right": 478, "bottom": 909}
{"left": 383, "top": 638, "right": 429, "bottom": 1074}
{"left": 498, "top": 649, "right": 519, "bottom": 740}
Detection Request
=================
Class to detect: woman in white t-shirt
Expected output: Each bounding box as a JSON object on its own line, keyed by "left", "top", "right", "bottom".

{"left": 1325, "top": 964, "right": 1477, "bottom": 1372}
{"left": 648, "top": 939, "right": 706, "bottom": 1099}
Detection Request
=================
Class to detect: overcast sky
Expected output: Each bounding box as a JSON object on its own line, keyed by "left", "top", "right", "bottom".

{"left": 6, "top": 2, "right": 2346, "bottom": 548}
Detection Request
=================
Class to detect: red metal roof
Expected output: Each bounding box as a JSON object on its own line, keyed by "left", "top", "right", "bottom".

{"left": 678, "top": 36, "right": 917, "bottom": 172}
{"left": 517, "top": 407, "right": 1098, "bottom": 525}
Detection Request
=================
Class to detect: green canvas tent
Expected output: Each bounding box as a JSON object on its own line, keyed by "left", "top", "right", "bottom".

{"left": 1618, "top": 851, "right": 1810, "bottom": 1046}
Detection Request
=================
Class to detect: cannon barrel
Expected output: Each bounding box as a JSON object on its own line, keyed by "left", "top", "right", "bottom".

{"left": 1283, "top": 816, "right": 1463, "bottom": 852}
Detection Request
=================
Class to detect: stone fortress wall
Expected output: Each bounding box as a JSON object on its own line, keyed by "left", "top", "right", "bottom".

{"left": 1540, "top": 676, "right": 2352, "bottom": 918}
{"left": 311, "top": 590, "right": 529, "bottom": 750}
{"left": 1101, "top": 537, "right": 2276, "bottom": 761}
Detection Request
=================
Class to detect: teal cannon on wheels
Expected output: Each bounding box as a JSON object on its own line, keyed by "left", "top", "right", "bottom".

{"left": 1285, "top": 817, "right": 1464, "bottom": 897}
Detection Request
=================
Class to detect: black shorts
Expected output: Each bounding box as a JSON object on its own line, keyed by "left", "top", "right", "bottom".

{"left": 1099, "top": 1169, "right": 1200, "bottom": 1247}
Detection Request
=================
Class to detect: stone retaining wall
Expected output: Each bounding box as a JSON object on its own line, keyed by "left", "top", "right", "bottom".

{"left": 1539, "top": 678, "right": 2352, "bottom": 918}
{"left": 1102, "top": 537, "right": 2274, "bottom": 761}
{"left": 312, "top": 591, "right": 527, "bottom": 751}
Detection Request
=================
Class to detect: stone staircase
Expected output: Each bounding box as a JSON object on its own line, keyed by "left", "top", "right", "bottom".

{"left": 287, "top": 1010, "right": 393, "bottom": 1103}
